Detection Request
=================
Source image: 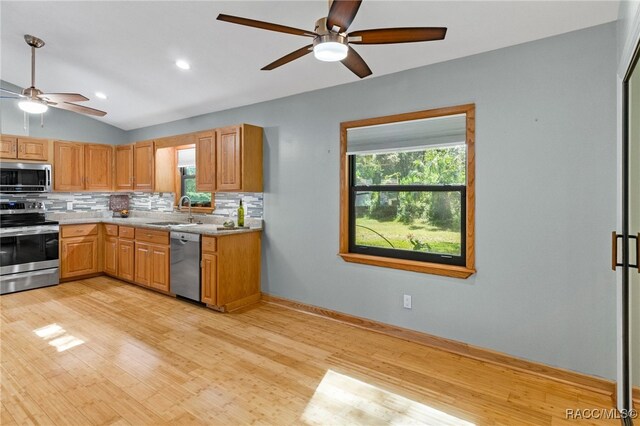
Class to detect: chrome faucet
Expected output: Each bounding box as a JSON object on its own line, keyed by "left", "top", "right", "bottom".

{"left": 178, "top": 195, "right": 194, "bottom": 223}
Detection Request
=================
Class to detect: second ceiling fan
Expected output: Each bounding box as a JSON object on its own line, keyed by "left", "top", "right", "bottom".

{"left": 217, "top": 0, "right": 447, "bottom": 79}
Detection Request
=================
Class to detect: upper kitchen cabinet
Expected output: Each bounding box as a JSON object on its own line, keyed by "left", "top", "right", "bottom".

{"left": 216, "top": 124, "right": 263, "bottom": 192}
{"left": 133, "top": 141, "right": 155, "bottom": 191}
{"left": 0, "top": 135, "right": 48, "bottom": 161}
{"left": 85, "top": 144, "right": 113, "bottom": 190}
{"left": 115, "top": 141, "right": 155, "bottom": 192}
{"left": 54, "top": 141, "right": 113, "bottom": 191}
{"left": 196, "top": 131, "right": 215, "bottom": 192}
{"left": 54, "top": 141, "right": 85, "bottom": 191}
{"left": 114, "top": 145, "right": 134, "bottom": 190}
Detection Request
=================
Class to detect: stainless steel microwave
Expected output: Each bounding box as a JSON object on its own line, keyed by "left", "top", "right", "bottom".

{"left": 0, "top": 162, "right": 52, "bottom": 193}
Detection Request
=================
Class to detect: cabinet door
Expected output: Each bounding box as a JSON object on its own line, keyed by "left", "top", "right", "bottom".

{"left": 61, "top": 237, "right": 98, "bottom": 278}
{"left": 216, "top": 126, "right": 242, "bottom": 191}
{"left": 134, "top": 242, "right": 151, "bottom": 286}
{"left": 85, "top": 144, "right": 113, "bottom": 190}
{"left": 196, "top": 131, "right": 215, "bottom": 192}
{"left": 115, "top": 145, "right": 134, "bottom": 191}
{"left": 0, "top": 136, "right": 17, "bottom": 159}
{"left": 149, "top": 244, "right": 170, "bottom": 292}
{"left": 18, "top": 138, "right": 48, "bottom": 161}
{"left": 118, "top": 239, "right": 135, "bottom": 282}
{"left": 104, "top": 236, "right": 118, "bottom": 276}
{"left": 201, "top": 253, "right": 217, "bottom": 305}
{"left": 54, "top": 142, "right": 84, "bottom": 191}
{"left": 133, "top": 141, "right": 154, "bottom": 191}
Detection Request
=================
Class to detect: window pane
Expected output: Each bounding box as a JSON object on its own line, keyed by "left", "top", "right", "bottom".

{"left": 354, "top": 191, "right": 462, "bottom": 256}
{"left": 183, "top": 166, "right": 196, "bottom": 176}
{"left": 354, "top": 145, "right": 465, "bottom": 186}
{"left": 182, "top": 177, "right": 212, "bottom": 207}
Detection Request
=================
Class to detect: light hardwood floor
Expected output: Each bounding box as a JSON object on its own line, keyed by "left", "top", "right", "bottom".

{"left": 1, "top": 277, "right": 618, "bottom": 425}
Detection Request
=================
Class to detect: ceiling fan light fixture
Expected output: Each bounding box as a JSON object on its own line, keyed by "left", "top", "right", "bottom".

{"left": 313, "top": 33, "right": 348, "bottom": 62}
{"left": 18, "top": 99, "right": 48, "bottom": 114}
{"left": 314, "top": 41, "right": 348, "bottom": 62}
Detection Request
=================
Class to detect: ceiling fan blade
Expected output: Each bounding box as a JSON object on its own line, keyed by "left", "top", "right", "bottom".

{"left": 217, "top": 14, "right": 316, "bottom": 37}
{"left": 50, "top": 102, "right": 106, "bottom": 117}
{"left": 326, "top": 0, "right": 362, "bottom": 33}
{"left": 262, "top": 45, "right": 313, "bottom": 70}
{"left": 0, "top": 87, "right": 25, "bottom": 98}
{"left": 349, "top": 27, "right": 447, "bottom": 44}
{"left": 341, "top": 46, "right": 372, "bottom": 79}
{"left": 39, "top": 93, "right": 89, "bottom": 103}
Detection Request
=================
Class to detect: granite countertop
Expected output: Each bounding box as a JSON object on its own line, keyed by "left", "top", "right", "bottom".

{"left": 56, "top": 216, "right": 262, "bottom": 236}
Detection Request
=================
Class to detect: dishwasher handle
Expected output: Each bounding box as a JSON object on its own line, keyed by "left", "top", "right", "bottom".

{"left": 170, "top": 232, "right": 201, "bottom": 243}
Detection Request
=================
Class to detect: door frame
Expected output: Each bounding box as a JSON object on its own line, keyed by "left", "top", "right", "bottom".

{"left": 618, "top": 15, "right": 640, "bottom": 416}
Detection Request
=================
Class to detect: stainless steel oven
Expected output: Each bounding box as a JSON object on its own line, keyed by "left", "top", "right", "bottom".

{"left": 0, "top": 203, "right": 59, "bottom": 295}
{"left": 0, "top": 162, "right": 52, "bottom": 193}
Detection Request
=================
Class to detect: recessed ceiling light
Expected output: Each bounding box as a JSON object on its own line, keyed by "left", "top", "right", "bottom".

{"left": 175, "top": 59, "right": 191, "bottom": 70}
{"left": 95, "top": 92, "right": 107, "bottom": 100}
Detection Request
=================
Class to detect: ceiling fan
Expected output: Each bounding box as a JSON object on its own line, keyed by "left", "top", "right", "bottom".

{"left": 217, "top": 0, "right": 447, "bottom": 79}
{"left": 0, "top": 35, "right": 106, "bottom": 117}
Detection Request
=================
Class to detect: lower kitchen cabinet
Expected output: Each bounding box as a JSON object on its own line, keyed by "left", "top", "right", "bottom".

{"left": 60, "top": 225, "right": 99, "bottom": 279}
{"left": 201, "top": 231, "right": 261, "bottom": 311}
{"left": 201, "top": 253, "right": 217, "bottom": 305}
{"left": 104, "top": 236, "right": 118, "bottom": 275}
{"left": 117, "top": 239, "right": 135, "bottom": 281}
{"left": 134, "top": 241, "right": 170, "bottom": 292}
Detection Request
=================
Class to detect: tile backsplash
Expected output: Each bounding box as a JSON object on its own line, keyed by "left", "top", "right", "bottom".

{"left": 0, "top": 191, "right": 264, "bottom": 219}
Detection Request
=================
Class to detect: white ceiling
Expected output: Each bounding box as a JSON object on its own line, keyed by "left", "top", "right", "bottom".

{"left": 1, "top": 1, "right": 619, "bottom": 131}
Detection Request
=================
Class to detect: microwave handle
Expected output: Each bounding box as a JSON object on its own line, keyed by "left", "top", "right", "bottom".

{"left": 47, "top": 168, "right": 51, "bottom": 187}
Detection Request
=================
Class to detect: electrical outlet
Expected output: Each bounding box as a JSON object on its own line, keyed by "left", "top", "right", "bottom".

{"left": 66, "top": 201, "right": 73, "bottom": 211}
{"left": 403, "top": 294, "right": 412, "bottom": 309}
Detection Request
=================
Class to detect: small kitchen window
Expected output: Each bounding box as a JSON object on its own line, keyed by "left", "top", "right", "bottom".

{"left": 177, "top": 148, "right": 212, "bottom": 209}
{"left": 339, "top": 104, "right": 476, "bottom": 278}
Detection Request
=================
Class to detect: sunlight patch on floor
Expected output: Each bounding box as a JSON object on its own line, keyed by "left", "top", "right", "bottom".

{"left": 33, "top": 323, "right": 84, "bottom": 352}
{"left": 301, "top": 370, "right": 475, "bottom": 426}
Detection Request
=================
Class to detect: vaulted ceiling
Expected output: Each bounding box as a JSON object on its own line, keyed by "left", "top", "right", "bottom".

{"left": 1, "top": 1, "right": 619, "bottom": 130}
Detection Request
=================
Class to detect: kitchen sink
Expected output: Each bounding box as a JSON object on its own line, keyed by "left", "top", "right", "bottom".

{"left": 149, "top": 221, "right": 201, "bottom": 227}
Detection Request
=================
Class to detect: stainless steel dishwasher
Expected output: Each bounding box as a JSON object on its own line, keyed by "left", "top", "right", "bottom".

{"left": 170, "top": 231, "right": 201, "bottom": 302}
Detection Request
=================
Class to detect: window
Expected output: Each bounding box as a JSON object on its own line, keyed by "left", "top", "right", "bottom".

{"left": 179, "top": 165, "right": 212, "bottom": 207}
{"left": 340, "top": 104, "right": 475, "bottom": 278}
{"left": 176, "top": 148, "right": 212, "bottom": 209}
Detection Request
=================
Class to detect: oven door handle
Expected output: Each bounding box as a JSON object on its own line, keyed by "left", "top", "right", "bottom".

{"left": 0, "top": 227, "right": 59, "bottom": 237}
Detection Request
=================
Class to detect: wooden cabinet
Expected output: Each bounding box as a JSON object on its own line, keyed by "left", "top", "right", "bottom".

{"left": 18, "top": 138, "right": 48, "bottom": 161}
{"left": 54, "top": 141, "right": 113, "bottom": 191}
{"left": 54, "top": 142, "right": 84, "bottom": 191}
{"left": 201, "top": 232, "right": 261, "bottom": 311}
{"left": 115, "top": 141, "right": 154, "bottom": 192}
{"left": 0, "top": 136, "right": 48, "bottom": 161}
{"left": 216, "top": 126, "right": 242, "bottom": 191}
{"left": 201, "top": 252, "right": 217, "bottom": 305}
{"left": 133, "top": 141, "right": 154, "bottom": 191}
{"left": 134, "top": 228, "right": 169, "bottom": 291}
{"left": 149, "top": 245, "right": 170, "bottom": 292}
{"left": 118, "top": 239, "right": 135, "bottom": 282}
{"left": 215, "top": 124, "right": 263, "bottom": 192}
{"left": 114, "top": 145, "right": 134, "bottom": 191}
{"left": 134, "top": 241, "right": 169, "bottom": 291}
{"left": 0, "top": 136, "right": 17, "bottom": 158}
{"left": 60, "top": 224, "right": 99, "bottom": 279}
{"left": 104, "top": 236, "right": 118, "bottom": 276}
{"left": 196, "top": 131, "right": 215, "bottom": 192}
{"left": 85, "top": 144, "right": 113, "bottom": 190}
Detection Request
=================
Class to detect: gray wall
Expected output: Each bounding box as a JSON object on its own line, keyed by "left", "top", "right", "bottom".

{"left": 129, "top": 23, "right": 618, "bottom": 379}
{"left": 0, "top": 80, "right": 128, "bottom": 144}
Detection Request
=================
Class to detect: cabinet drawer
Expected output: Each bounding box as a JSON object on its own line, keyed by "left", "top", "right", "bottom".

{"left": 119, "top": 226, "right": 135, "bottom": 239}
{"left": 135, "top": 228, "right": 169, "bottom": 245}
{"left": 61, "top": 224, "right": 98, "bottom": 238}
{"left": 202, "top": 236, "right": 217, "bottom": 253}
{"left": 104, "top": 224, "right": 118, "bottom": 236}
